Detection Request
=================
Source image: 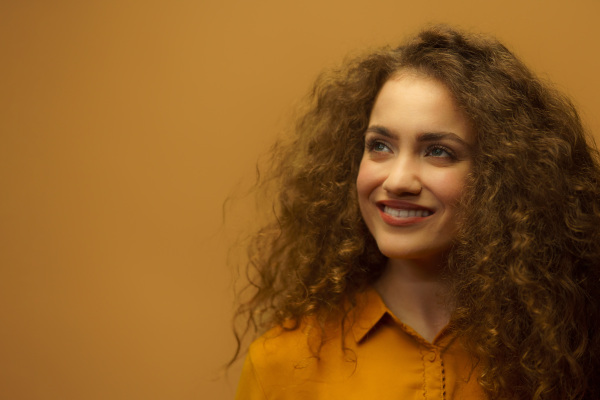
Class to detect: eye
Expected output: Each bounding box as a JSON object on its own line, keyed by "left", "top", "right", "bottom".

{"left": 366, "top": 139, "right": 392, "bottom": 153}
{"left": 425, "top": 145, "right": 455, "bottom": 159}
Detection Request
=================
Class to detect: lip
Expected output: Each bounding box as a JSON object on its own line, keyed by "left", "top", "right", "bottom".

{"left": 376, "top": 200, "right": 435, "bottom": 227}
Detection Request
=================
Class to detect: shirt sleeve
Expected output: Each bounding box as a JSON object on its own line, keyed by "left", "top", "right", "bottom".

{"left": 235, "top": 351, "right": 268, "bottom": 400}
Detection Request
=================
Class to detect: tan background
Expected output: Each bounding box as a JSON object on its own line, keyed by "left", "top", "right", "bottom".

{"left": 1, "top": 0, "right": 598, "bottom": 399}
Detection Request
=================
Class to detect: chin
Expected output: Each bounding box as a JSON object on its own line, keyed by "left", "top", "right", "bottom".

{"left": 375, "top": 241, "right": 452, "bottom": 263}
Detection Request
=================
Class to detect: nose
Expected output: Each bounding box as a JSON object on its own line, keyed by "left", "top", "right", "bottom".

{"left": 381, "top": 156, "right": 422, "bottom": 196}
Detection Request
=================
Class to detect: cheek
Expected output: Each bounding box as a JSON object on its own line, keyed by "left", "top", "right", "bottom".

{"left": 428, "top": 169, "right": 469, "bottom": 206}
{"left": 356, "top": 160, "right": 380, "bottom": 226}
{"left": 356, "top": 159, "right": 378, "bottom": 201}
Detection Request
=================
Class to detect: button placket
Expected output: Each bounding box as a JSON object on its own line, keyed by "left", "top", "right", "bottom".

{"left": 441, "top": 358, "right": 446, "bottom": 400}
{"left": 421, "top": 347, "right": 445, "bottom": 399}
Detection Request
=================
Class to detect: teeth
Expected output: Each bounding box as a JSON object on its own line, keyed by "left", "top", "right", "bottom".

{"left": 384, "top": 206, "right": 431, "bottom": 218}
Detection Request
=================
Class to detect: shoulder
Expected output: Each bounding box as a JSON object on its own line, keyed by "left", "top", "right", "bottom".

{"left": 236, "top": 318, "right": 337, "bottom": 400}
{"left": 248, "top": 287, "right": 386, "bottom": 369}
{"left": 248, "top": 318, "right": 327, "bottom": 373}
{"left": 236, "top": 290, "right": 388, "bottom": 399}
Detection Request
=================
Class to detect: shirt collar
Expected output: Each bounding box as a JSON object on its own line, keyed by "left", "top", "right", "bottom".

{"left": 350, "top": 286, "right": 390, "bottom": 343}
{"left": 350, "top": 286, "right": 456, "bottom": 348}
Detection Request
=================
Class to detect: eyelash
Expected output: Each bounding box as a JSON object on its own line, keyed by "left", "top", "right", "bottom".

{"left": 365, "top": 138, "right": 391, "bottom": 152}
{"left": 365, "top": 138, "right": 457, "bottom": 160}
{"left": 425, "top": 144, "right": 457, "bottom": 159}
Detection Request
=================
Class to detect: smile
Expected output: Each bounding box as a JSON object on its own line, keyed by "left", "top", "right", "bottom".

{"left": 383, "top": 206, "right": 432, "bottom": 218}
{"left": 376, "top": 202, "right": 435, "bottom": 227}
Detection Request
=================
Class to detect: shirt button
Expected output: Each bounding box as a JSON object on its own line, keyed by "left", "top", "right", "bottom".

{"left": 426, "top": 351, "right": 436, "bottom": 362}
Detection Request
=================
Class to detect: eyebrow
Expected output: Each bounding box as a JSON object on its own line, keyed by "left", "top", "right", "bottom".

{"left": 365, "top": 125, "right": 471, "bottom": 147}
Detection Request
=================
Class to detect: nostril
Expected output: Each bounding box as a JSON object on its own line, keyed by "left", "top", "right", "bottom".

{"left": 382, "top": 182, "right": 423, "bottom": 196}
{"left": 381, "top": 170, "right": 423, "bottom": 195}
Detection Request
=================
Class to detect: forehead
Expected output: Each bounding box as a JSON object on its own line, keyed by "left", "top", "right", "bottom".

{"left": 369, "top": 73, "right": 474, "bottom": 144}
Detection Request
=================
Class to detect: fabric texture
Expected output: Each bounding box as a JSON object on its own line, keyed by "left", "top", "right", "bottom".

{"left": 235, "top": 287, "right": 485, "bottom": 400}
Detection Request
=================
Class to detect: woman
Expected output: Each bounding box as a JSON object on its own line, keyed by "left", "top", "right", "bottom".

{"left": 232, "top": 25, "right": 600, "bottom": 399}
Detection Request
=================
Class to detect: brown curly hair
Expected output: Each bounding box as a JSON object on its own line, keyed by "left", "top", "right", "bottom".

{"left": 232, "top": 25, "right": 600, "bottom": 400}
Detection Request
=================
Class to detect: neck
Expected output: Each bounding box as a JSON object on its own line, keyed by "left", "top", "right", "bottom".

{"left": 374, "top": 257, "right": 452, "bottom": 343}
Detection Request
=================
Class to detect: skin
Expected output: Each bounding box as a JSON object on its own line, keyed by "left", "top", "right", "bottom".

{"left": 356, "top": 71, "right": 474, "bottom": 342}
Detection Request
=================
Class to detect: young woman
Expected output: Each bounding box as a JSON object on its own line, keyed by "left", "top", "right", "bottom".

{"left": 233, "top": 25, "right": 600, "bottom": 400}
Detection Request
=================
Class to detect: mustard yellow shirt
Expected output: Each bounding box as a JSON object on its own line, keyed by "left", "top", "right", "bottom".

{"left": 236, "top": 288, "right": 485, "bottom": 399}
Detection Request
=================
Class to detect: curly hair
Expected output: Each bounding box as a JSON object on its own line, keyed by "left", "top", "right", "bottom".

{"left": 232, "top": 25, "right": 600, "bottom": 400}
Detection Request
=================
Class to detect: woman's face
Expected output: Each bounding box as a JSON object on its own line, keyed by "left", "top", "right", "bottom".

{"left": 356, "top": 73, "right": 474, "bottom": 263}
